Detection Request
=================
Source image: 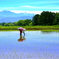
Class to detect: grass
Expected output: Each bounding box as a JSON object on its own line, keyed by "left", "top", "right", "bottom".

{"left": 0, "top": 25, "right": 59, "bottom": 31}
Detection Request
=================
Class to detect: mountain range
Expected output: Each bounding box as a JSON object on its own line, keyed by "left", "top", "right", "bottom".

{"left": 0, "top": 10, "right": 35, "bottom": 23}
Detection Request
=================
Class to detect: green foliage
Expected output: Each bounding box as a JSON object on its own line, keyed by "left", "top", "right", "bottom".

{"left": 1, "top": 22, "right": 5, "bottom": 26}
{"left": 54, "top": 13, "right": 59, "bottom": 25}
{"left": 17, "top": 20, "right": 24, "bottom": 26}
{"left": 4, "top": 23, "right": 14, "bottom": 26}
{"left": 32, "top": 11, "right": 58, "bottom": 26}
{"left": 39, "top": 11, "right": 55, "bottom": 25}
{"left": 17, "top": 19, "right": 32, "bottom": 26}
{"left": 32, "top": 14, "right": 40, "bottom": 25}
{"left": 24, "top": 19, "right": 32, "bottom": 26}
{"left": 13, "top": 22, "right": 18, "bottom": 26}
{"left": 0, "top": 26, "right": 59, "bottom": 31}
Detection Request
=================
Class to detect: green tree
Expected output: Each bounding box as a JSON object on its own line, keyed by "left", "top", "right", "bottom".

{"left": 54, "top": 13, "right": 59, "bottom": 25}
{"left": 4, "top": 23, "right": 14, "bottom": 26}
{"left": 1, "top": 22, "right": 5, "bottom": 26}
{"left": 9, "top": 23, "right": 14, "bottom": 26}
{"left": 0, "top": 23, "right": 2, "bottom": 26}
{"left": 13, "top": 22, "right": 18, "bottom": 26}
{"left": 17, "top": 19, "right": 32, "bottom": 26}
{"left": 4, "top": 23, "right": 10, "bottom": 26}
{"left": 17, "top": 20, "right": 24, "bottom": 26}
{"left": 39, "top": 11, "right": 55, "bottom": 25}
{"left": 24, "top": 19, "right": 32, "bottom": 26}
{"left": 32, "top": 14, "right": 40, "bottom": 25}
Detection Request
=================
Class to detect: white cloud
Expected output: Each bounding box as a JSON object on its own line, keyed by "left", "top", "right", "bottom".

{"left": 0, "top": 5, "right": 59, "bottom": 14}
{"left": 10, "top": 10, "right": 42, "bottom": 14}
{"left": 21, "top": 6, "right": 39, "bottom": 8}
{"left": 21, "top": 5, "right": 59, "bottom": 9}
{"left": 0, "top": 5, "right": 59, "bottom": 10}
{"left": 10, "top": 10, "right": 59, "bottom": 14}
{"left": 0, "top": 9, "right": 59, "bottom": 14}
{"left": 51, "top": 11, "right": 59, "bottom": 13}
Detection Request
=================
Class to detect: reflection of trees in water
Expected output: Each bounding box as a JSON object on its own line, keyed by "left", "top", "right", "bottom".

{"left": 41, "top": 31, "right": 58, "bottom": 34}
{"left": 18, "top": 35, "right": 26, "bottom": 42}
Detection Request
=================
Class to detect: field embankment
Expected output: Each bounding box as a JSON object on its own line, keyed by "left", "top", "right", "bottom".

{"left": 0, "top": 26, "right": 59, "bottom": 31}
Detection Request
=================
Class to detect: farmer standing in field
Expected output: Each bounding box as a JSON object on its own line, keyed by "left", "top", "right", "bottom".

{"left": 18, "top": 27, "right": 26, "bottom": 36}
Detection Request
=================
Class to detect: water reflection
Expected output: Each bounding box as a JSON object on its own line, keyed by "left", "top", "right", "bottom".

{"left": 0, "top": 31, "right": 59, "bottom": 59}
{"left": 18, "top": 35, "right": 26, "bottom": 42}
{"left": 41, "top": 31, "right": 59, "bottom": 34}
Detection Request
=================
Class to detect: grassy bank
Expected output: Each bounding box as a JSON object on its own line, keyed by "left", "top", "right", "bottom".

{"left": 0, "top": 25, "right": 59, "bottom": 31}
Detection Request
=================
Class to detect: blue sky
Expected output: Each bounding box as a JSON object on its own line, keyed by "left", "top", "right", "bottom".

{"left": 0, "top": 0, "right": 59, "bottom": 14}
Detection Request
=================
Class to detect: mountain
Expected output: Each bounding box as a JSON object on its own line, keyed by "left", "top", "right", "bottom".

{"left": 0, "top": 10, "right": 35, "bottom": 23}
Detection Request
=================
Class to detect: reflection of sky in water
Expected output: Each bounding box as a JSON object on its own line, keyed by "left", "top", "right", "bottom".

{"left": 0, "top": 31, "right": 59, "bottom": 59}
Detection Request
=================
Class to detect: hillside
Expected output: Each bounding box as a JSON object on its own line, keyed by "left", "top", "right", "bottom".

{"left": 0, "top": 10, "right": 35, "bottom": 23}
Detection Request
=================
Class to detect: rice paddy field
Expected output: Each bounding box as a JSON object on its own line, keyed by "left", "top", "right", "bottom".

{"left": 0, "top": 31, "right": 59, "bottom": 59}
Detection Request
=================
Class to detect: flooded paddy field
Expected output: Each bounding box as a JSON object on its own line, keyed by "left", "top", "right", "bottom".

{"left": 0, "top": 31, "right": 59, "bottom": 59}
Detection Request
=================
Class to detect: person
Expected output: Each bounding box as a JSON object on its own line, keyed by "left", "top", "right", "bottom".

{"left": 18, "top": 27, "right": 26, "bottom": 36}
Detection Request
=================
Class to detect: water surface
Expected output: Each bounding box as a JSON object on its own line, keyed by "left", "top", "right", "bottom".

{"left": 0, "top": 31, "right": 59, "bottom": 59}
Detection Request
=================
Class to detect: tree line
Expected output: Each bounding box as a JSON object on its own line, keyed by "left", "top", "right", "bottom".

{"left": 0, "top": 11, "right": 59, "bottom": 26}
{"left": 0, "top": 19, "right": 32, "bottom": 26}
{"left": 32, "top": 11, "right": 59, "bottom": 25}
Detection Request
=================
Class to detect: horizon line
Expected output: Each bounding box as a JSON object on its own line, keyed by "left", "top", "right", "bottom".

{"left": 0, "top": 10, "right": 59, "bottom": 14}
